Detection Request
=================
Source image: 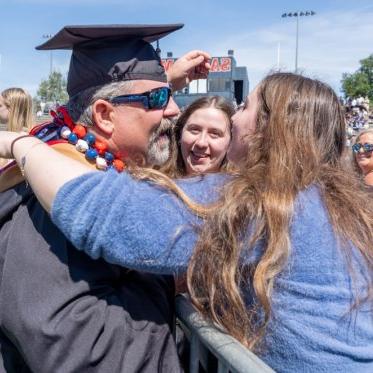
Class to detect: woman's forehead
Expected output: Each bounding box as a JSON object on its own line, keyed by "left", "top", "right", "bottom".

{"left": 186, "top": 108, "right": 230, "bottom": 127}
{"left": 359, "top": 133, "right": 373, "bottom": 142}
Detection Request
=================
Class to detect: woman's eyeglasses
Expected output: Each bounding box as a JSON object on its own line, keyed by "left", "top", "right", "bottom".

{"left": 109, "top": 87, "right": 171, "bottom": 110}
{"left": 352, "top": 142, "right": 373, "bottom": 154}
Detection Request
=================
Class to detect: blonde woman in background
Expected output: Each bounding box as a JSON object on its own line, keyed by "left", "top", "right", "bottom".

{"left": 0, "top": 87, "right": 33, "bottom": 131}
{"left": 0, "top": 87, "right": 33, "bottom": 167}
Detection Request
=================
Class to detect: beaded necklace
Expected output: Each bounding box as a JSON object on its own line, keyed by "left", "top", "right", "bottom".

{"left": 37, "top": 106, "right": 125, "bottom": 172}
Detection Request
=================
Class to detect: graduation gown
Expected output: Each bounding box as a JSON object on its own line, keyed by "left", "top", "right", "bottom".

{"left": 0, "top": 147, "right": 181, "bottom": 372}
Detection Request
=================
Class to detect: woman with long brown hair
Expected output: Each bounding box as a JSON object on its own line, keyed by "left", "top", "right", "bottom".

{"left": 159, "top": 95, "right": 233, "bottom": 177}
{"left": 1, "top": 72, "right": 373, "bottom": 372}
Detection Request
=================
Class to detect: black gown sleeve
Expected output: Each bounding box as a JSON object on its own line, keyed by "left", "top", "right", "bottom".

{"left": 0, "top": 184, "right": 181, "bottom": 373}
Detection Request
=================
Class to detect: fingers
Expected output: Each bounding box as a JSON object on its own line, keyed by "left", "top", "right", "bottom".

{"left": 183, "top": 50, "right": 211, "bottom": 61}
{"left": 186, "top": 55, "right": 211, "bottom": 77}
{"left": 166, "top": 50, "right": 211, "bottom": 91}
{"left": 174, "top": 55, "right": 205, "bottom": 75}
{"left": 195, "top": 61, "right": 210, "bottom": 73}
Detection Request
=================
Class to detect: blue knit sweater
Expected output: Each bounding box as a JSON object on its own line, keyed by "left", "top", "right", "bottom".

{"left": 52, "top": 171, "right": 373, "bottom": 372}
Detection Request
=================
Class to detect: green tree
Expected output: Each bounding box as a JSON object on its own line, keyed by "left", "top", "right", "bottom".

{"left": 37, "top": 71, "right": 68, "bottom": 104}
{"left": 341, "top": 54, "right": 373, "bottom": 104}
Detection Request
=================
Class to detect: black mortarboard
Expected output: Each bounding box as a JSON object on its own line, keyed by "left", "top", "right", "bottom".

{"left": 36, "top": 24, "right": 184, "bottom": 97}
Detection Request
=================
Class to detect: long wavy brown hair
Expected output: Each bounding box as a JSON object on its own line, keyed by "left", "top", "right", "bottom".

{"left": 131, "top": 73, "right": 373, "bottom": 350}
{"left": 158, "top": 95, "right": 234, "bottom": 177}
{"left": 186, "top": 73, "right": 373, "bottom": 349}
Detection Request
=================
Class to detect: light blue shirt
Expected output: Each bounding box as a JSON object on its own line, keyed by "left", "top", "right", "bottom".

{"left": 52, "top": 170, "right": 373, "bottom": 372}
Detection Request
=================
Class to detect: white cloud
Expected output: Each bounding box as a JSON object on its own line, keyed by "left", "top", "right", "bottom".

{"left": 4, "top": 2, "right": 372, "bottom": 99}
{"left": 214, "top": 6, "right": 373, "bottom": 94}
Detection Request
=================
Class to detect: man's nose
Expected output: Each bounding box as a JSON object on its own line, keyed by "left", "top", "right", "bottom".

{"left": 163, "top": 97, "right": 180, "bottom": 117}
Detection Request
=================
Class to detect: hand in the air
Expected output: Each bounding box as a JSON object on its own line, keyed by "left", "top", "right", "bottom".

{"left": 166, "top": 50, "right": 211, "bottom": 92}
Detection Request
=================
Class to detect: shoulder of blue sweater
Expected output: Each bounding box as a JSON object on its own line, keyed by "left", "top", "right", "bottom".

{"left": 176, "top": 173, "right": 229, "bottom": 203}
{"left": 295, "top": 184, "right": 324, "bottom": 208}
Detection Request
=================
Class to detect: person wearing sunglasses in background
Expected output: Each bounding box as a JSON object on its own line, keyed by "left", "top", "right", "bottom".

{"left": 0, "top": 24, "right": 210, "bottom": 372}
{"left": 352, "top": 129, "right": 373, "bottom": 186}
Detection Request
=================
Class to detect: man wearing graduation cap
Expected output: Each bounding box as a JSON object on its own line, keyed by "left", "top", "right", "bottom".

{"left": 0, "top": 24, "right": 209, "bottom": 372}
{"left": 37, "top": 24, "right": 209, "bottom": 170}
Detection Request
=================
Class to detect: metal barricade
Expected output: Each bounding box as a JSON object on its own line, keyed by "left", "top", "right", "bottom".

{"left": 175, "top": 294, "right": 275, "bottom": 373}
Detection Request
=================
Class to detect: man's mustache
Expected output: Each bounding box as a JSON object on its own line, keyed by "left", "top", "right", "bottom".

{"left": 152, "top": 118, "right": 176, "bottom": 139}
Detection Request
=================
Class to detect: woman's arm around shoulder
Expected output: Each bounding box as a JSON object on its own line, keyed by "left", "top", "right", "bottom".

{"left": 51, "top": 171, "right": 216, "bottom": 274}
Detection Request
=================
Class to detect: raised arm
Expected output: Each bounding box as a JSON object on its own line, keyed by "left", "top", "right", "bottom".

{"left": 166, "top": 50, "right": 211, "bottom": 92}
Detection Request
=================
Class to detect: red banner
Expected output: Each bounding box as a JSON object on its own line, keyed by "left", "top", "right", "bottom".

{"left": 161, "top": 57, "right": 231, "bottom": 73}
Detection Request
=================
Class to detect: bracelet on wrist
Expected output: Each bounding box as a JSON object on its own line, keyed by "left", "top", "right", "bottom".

{"left": 10, "top": 135, "right": 34, "bottom": 159}
{"left": 9, "top": 136, "right": 44, "bottom": 185}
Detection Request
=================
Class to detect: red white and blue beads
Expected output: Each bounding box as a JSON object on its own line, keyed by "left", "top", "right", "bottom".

{"left": 104, "top": 152, "right": 114, "bottom": 163}
{"left": 72, "top": 124, "right": 87, "bottom": 139}
{"left": 85, "top": 148, "right": 98, "bottom": 160}
{"left": 96, "top": 157, "right": 108, "bottom": 170}
{"left": 68, "top": 133, "right": 78, "bottom": 144}
{"left": 84, "top": 133, "right": 96, "bottom": 145}
{"left": 112, "top": 159, "right": 125, "bottom": 172}
{"left": 76, "top": 139, "right": 89, "bottom": 152}
{"left": 61, "top": 123, "right": 125, "bottom": 172}
{"left": 60, "top": 126, "right": 72, "bottom": 139}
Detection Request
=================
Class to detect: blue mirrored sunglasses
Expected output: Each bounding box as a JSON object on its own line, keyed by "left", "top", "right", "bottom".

{"left": 352, "top": 142, "right": 373, "bottom": 154}
{"left": 109, "top": 87, "right": 172, "bottom": 110}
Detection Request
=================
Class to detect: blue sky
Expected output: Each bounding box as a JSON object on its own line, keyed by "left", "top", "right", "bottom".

{"left": 1, "top": 0, "right": 372, "bottom": 97}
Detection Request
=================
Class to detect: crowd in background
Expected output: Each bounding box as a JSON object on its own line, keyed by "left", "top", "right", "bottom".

{"left": 343, "top": 96, "right": 372, "bottom": 143}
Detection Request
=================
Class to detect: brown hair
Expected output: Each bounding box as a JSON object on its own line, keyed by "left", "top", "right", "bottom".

{"left": 130, "top": 73, "right": 373, "bottom": 350}
{"left": 158, "top": 95, "right": 234, "bottom": 177}
{"left": 2, "top": 88, "right": 33, "bottom": 131}
{"left": 186, "top": 73, "right": 373, "bottom": 349}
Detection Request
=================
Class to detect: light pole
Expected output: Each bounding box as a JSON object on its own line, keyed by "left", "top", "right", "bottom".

{"left": 155, "top": 40, "right": 161, "bottom": 57}
{"left": 42, "top": 34, "right": 53, "bottom": 75}
{"left": 281, "top": 11, "right": 316, "bottom": 73}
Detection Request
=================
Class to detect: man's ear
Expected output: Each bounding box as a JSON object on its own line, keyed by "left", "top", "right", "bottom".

{"left": 92, "top": 99, "right": 115, "bottom": 136}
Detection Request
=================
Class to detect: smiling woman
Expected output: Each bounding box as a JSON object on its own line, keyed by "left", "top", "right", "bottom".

{"left": 159, "top": 96, "right": 234, "bottom": 177}
{"left": 353, "top": 129, "right": 373, "bottom": 186}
